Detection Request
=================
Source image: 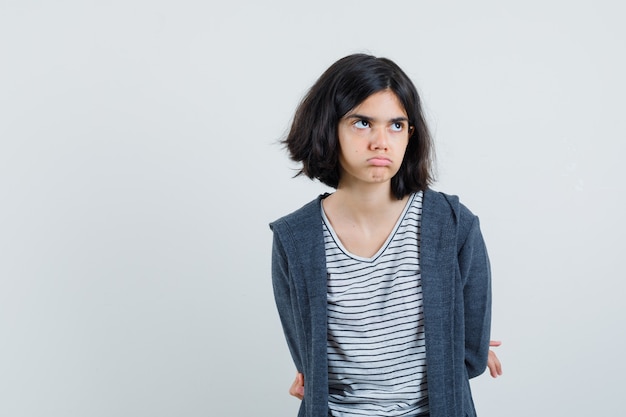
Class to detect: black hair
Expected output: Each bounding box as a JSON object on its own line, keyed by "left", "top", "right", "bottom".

{"left": 283, "top": 53, "right": 434, "bottom": 199}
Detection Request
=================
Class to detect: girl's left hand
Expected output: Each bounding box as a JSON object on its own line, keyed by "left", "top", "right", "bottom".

{"left": 487, "top": 340, "right": 503, "bottom": 378}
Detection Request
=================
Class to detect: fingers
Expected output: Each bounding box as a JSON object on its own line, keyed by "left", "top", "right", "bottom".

{"left": 487, "top": 350, "right": 503, "bottom": 378}
{"left": 487, "top": 340, "right": 502, "bottom": 377}
{"left": 288, "top": 372, "right": 304, "bottom": 400}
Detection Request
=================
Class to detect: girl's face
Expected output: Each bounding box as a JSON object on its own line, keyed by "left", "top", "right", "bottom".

{"left": 336, "top": 90, "right": 411, "bottom": 188}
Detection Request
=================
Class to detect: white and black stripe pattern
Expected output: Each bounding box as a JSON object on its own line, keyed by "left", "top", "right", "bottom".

{"left": 322, "top": 191, "right": 428, "bottom": 417}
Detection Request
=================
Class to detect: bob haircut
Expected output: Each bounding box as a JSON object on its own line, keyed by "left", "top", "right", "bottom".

{"left": 283, "top": 53, "right": 435, "bottom": 199}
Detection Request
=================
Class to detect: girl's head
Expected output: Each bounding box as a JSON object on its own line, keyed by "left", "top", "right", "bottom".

{"left": 284, "top": 53, "right": 434, "bottom": 199}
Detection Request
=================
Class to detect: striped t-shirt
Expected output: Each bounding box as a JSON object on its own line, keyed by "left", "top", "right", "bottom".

{"left": 322, "top": 191, "right": 428, "bottom": 417}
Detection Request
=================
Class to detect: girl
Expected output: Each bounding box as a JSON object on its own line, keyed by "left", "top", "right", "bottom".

{"left": 270, "top": 53, "right": 501, "bottom": 417}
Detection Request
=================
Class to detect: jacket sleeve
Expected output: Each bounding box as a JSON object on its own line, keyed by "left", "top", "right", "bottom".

{"left": 458, "top": 215, "right": 492, "bottom": 379}
{"left": 270, "top": 224, "right": 304, "bottom": 373}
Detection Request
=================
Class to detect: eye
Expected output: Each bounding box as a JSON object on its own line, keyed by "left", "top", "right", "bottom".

{"left": 354, "top": 120, "right": 370, "bottom": 129}
{"left": 390, "top": 122, "right": 405, "bottom": 132}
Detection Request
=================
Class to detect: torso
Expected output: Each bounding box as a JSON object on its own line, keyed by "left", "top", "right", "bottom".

{"left": 322, "top": 191, "right": 429, "bottom": 416}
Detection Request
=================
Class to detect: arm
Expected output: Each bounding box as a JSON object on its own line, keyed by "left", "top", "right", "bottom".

{"left": 459, "top": 216, "right": 492, "bottom": 378}
{"left": 270, "top": 228, "right": 304, "bottom": 374}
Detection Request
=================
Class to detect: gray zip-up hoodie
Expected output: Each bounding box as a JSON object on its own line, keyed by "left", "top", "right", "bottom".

{"left": 270, "top": 189, "right": 492, "bottom": 417}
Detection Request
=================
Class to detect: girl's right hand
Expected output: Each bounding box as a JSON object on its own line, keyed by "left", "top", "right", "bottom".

{"left": 289, "top": 372, "right": 304, "bottom": 400}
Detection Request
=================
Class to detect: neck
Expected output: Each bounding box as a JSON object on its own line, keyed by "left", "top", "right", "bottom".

{"left": 329, "top": 182, "right": 406, "bottom": 222}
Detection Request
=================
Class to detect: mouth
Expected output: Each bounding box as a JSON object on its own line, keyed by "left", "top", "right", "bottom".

{"left": 368, "top": 156, "right": 392, "bottom": 167}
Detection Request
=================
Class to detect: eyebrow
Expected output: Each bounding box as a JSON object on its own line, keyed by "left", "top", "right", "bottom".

{"left": 344, "top": 114, "right": 409, "bottom": 123}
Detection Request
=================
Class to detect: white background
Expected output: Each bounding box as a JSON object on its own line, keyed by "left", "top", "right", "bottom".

{"left": 1, "top": 1, "right": 624, "bottom": 416}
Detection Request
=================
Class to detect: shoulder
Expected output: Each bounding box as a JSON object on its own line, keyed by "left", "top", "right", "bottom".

{"left": 269, "top": 194, "right": 326, "bottom": 234}
{"left": 423, "top": 188, "right": 482, "bottom": 246}
{"left": 423, "top": 189, "right": 477, "bottom": 222}
{"left": 269, "top": 195, "right": 327, "bottom": 265}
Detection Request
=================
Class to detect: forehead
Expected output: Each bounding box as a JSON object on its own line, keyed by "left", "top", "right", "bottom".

{"left": 345, "top": 90, "right": 407, "bottom": 118}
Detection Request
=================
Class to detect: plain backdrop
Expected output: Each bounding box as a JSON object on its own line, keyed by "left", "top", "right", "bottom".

{"left": 1, "top": 1, "right": 624, "bottom": 416}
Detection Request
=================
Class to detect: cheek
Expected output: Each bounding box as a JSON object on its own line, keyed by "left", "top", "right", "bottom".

{"left": 399, "top": 139, "right": 410, "bottom": 154}
{"left": 338, "top": 141, "right": 359, "bottom": 158}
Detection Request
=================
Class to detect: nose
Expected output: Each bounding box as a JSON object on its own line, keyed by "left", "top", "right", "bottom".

{"left": 369, "top": 126, "right": 389, "bottom": 150}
